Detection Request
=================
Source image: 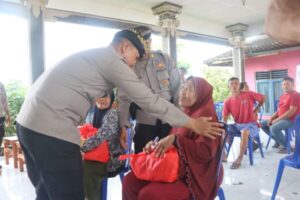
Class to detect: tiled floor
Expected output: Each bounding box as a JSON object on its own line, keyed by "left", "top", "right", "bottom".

{"left": 0, "top": 131, "right": 299, "bottom": 200}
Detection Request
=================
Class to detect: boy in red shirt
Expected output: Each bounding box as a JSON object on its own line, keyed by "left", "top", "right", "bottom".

{"left": 223, "top": 77, "right": 265, "bottom": 169}
{"left": 261, "top": 76, "right": 300, "bottom": 154}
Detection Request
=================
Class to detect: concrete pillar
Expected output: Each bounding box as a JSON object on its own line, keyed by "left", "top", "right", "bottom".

{"left": 152, "top": 2, "right": 182, "bottom": 63}
{"left": 23, "top": 0, "right": 48, "bottom": 83}
{"left": 226, "top": 23, "right": 248, "bottom": 81}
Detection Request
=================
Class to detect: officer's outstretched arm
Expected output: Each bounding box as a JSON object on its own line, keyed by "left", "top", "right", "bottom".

{"left": 184, "top": 117, "right": 223, "bottom": 139}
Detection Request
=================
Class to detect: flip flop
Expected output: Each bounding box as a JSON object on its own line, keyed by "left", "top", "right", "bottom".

{"left": 230, "top": 162, "right": 241, "bottom": 169}
{"left": 222, "top": 159, "right": 228, "bottom": 163}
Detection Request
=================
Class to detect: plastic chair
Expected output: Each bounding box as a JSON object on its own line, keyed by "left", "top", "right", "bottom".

{"left": 217, "top": 187, "right": 226, "bottom": 200}
{"left": 271, "top": 115, "right": 300, "bottom": 200}
{"left": 216, "top": 122, "right": 229, "bottom": 200}
{"left": 227, "top": 124, "right": 264, "bottom": 165}
{"left": 101, "top": 126, "right": 134, "bottom": 200}
{"left": 214, "top": 102, "right": 224, "bottom": 121}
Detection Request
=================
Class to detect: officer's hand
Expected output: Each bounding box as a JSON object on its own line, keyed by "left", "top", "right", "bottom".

{"left": 154, "top": 135, "right": 176, "bottom": 158}
{"left": 119, "top": 127, "right": 127, "bottom": 150}
{"left": 185, "top": 117, "right": 223, "bottom": 139}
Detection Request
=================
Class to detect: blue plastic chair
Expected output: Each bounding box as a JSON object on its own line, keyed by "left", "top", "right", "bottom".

{"left": 227, "top": 124, "right": 264, "bottom": 165}
{"left": 265, "top": 100, "right": 294, "bottom": 153}
{"left": 101, "top": 126, "right": 133, "bottom": 200}
{"left": 214, "top": 102, "right": 224, "bottom": 121}
{"left": 271, "top": 115, "right": 300, "bottom": 200}
{"left": 214, "top": 122, "right": 229, "bottom": 200}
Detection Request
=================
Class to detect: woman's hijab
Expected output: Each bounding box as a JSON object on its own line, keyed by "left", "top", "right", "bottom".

{"left": 92, "top": 91, "right": 115, "bottom": 128}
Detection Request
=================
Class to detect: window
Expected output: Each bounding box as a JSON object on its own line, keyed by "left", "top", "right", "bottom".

{"left": 256, "top": 70, "right": 287, "bottom": 115}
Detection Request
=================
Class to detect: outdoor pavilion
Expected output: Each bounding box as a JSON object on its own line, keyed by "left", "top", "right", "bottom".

{"left": 0, "top": 1, "right": 300, "bottom": 200}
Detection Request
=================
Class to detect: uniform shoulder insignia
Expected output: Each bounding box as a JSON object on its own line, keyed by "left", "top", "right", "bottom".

{"left": 161, "top": 79, "right": 170, "bottom": 87}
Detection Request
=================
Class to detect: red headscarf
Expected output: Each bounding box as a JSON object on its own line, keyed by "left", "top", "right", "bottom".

{"left": 172, "top": 77, "right": 222, "bottom": 200}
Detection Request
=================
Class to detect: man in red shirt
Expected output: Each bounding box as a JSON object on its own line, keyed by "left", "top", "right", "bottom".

{"left": 261, "top": 76, "right": 300, "bottom": 154}
{"left": 223, "top": 77, "right": 265, "bottom": 169}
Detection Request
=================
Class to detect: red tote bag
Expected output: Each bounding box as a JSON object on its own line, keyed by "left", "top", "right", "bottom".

{"left": 119, "top": 147, "right": 179, "bottom": 183}
{"left": 79, "top": 124, "right": 110, "bottom": 163}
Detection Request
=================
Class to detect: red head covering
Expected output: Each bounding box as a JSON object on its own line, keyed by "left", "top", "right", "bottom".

{"left": 172, "top": 77, "right": 222, "bottom": 200}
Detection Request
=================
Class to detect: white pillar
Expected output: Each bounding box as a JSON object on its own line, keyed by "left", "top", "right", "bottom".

{"left": 22, "top": 0, "right": 48, "bottom": 83}
{"left": 152, "top": 2, "right": 182, "bottom": 63}
{"left": 226, "top": 23, "right": 248, "bottom": 81}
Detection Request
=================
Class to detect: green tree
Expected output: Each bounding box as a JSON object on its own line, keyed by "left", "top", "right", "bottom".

{"left": 176, "top": 42, "right": 191, "bottom": 72}
{"left": 4, "top": 81, "right": 27, "bottom": 136}
{"left": 203, "top": 66, "right": 233, "bottom": 103}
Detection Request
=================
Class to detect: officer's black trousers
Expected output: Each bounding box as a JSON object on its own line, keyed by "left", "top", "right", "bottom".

{"left": 133, "top": 120, "right": 171, "bottom": 153}
{"left": 16, "top": 123, "right": 84, "bottom": 200}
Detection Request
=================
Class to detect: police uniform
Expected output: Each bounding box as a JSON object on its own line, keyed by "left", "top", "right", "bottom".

{"left": 119, "top": 50, "right": 182, "bottom": 153}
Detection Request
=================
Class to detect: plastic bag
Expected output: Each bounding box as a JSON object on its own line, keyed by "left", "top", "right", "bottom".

{"left": 119, "top": 147, "right": 179, "bottom": 183}
{"left": 78, "top": 124, "right": 109, "bottom": 163}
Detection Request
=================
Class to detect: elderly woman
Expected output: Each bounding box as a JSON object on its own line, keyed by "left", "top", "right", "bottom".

{"left": 122, "top": 77, "right": 223, "bottom": 200}
{"left": 82, "top": 91, "right": 125, "bottom": 200}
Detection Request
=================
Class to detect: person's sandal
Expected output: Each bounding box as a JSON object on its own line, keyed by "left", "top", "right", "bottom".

{"left": 272, "top": 143, "right": 280, "bottom": 148}
{"left": 230, "top": 162, "right": 241, "bottom": 169}
{"left": 278, "top": 148, "right": 287, "bottom": 154}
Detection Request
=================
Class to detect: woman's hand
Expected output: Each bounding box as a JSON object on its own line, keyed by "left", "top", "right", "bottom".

{"left": 154, "top": 135, "right": 176, "bottom": 158}
{"left": 143, "top": 140, "right": 155, "bottom": 154}
{"left": 80, "top": 137, "right": 86, "bottom": 147}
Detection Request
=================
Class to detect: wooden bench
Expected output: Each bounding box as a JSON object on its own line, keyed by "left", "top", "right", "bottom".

{"left": 16, "top": 142, "right": 25, "bottom": 172}
{"left": 3, "top": 136, "right": 19, "bottom": 168}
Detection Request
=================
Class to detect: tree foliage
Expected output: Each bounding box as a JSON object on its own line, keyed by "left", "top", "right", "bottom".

{"left": 4, "top": 81, "right": 27, "bottom": 136}
{"left": 203, "top": 66, "right": 234, "bottom": 103}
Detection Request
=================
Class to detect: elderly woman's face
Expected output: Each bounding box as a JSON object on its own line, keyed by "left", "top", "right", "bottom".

{"left": 96, "top": 95, "right": 111, "bottom": 110}
{"left": 179, "top": 79, "right": 197, "bottom": 108}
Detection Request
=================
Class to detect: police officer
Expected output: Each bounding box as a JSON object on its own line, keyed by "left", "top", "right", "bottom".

{"left": 16, "top": 28, "right": 222, "bottom": 200}
{"left": 118, "top": 26, "right": 182, "bottom": 153}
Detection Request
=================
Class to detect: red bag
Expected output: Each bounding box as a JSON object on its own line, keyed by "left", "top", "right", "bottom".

{"left": 119, "top": 147, "right": 179, "bottom": 183}
{"left": 78, "top": 124, "right": 110, "bottom": 163}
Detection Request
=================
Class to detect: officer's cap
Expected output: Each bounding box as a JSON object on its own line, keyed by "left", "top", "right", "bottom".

{"left": 113, "top": 29, "right": 145, "bottom": 58}
{"left": 132, "top": 26, "right": 152, "bottom": 40}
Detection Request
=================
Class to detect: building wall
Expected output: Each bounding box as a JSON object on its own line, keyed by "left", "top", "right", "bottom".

{"left": 245, "top": 49, "right": 300, "bottom": 91}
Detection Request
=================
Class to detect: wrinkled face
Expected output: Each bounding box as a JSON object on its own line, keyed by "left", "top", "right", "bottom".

{"left": 121, "top": 40, "right": 140, "bottom": 67}
{"left": 228, "top": 79, "right": 240, "bottom": 93}
{"left": 96, "top": 95, "right": 111, "bottom": 110}
{"left": 179, "top": 79, "right": 197, "bottom": 108}
{"left": 282, "top": 80, "right": 294, "bottom": 93}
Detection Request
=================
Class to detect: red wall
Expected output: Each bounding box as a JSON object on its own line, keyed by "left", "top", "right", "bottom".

{"left": 245, "top": 49, "right": 300, "bottom": 91}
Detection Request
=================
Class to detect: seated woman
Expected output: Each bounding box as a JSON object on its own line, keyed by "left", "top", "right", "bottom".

{"left": 122, "top": 77, "right": 223, "bottom": 200}
{"left": 81, "top": 91, "right": 125, "bottom": 200}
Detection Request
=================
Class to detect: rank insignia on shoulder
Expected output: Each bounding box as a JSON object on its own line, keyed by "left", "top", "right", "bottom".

{"left": 156, "top": 63, "right": 165, "bottom": 69}
{"left": 161, "top": 79, "right": 170, "bottom": 87}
